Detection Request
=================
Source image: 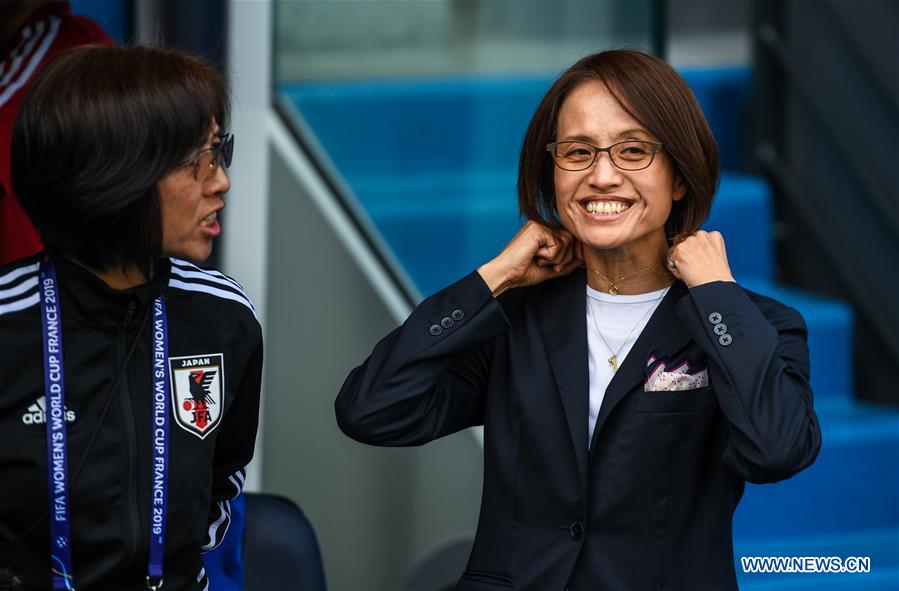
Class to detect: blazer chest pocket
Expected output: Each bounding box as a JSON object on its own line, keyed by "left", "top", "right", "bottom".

{"left": 636, "top": 386, "right": 716, "bottom": 413}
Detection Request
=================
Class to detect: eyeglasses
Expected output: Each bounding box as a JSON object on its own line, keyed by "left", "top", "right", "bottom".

{"left": 546, "top": 139, "right": 662, "bottom": 172}
{"left": 184, "top": 133, "right": 234, "bottom": 181}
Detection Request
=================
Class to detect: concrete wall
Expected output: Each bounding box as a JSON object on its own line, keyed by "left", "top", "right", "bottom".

{"left": 262, "top": 136, "right": 484, "bottom": 589}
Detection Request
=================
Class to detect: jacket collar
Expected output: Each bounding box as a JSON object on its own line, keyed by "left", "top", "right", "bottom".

{"left": 538, "top": 269, "right": 692, "bottom": 484}
{"left": 54, "top": 255, "right": 171, "bottom": 328}
{"left": 537, "top": 268, "right": 591, "bottom": 489}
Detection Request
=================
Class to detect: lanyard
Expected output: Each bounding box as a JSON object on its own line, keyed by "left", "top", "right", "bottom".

{"left": 39, "top": 260, "right": 170, "bottom": 591}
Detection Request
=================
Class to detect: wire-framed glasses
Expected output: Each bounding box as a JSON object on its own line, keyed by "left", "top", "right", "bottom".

{"left": 546, "top": 139, "right": 662, "bottom": 171}
{"left": 184, "top": 133, "right": 234, "bottom": 181}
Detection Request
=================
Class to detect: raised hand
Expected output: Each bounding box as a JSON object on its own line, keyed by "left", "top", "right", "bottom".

{"left": 667, "top": 230, "right": 736, "bottom": 288}
{"left": 478, "top": 221, "right": 583, "bottom": 297}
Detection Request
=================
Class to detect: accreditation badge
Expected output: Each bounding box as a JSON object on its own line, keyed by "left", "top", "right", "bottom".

{"left": 169, "top": 353, "right": 225, "bottom": 439}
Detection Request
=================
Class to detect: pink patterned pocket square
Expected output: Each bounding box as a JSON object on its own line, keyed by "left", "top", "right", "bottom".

{"left": 644, "top": 354, "right": 709, "bottom": 392}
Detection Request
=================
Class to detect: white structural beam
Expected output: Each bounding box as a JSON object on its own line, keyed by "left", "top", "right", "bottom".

{"left": 224, "top": 0, "right": 272, "bottom": 492}
{"left": 267, "top": 114, "right": 415, "bottom": 326}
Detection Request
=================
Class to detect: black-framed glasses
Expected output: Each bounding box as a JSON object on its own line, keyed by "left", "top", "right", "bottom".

{"left": 546, "top": 139, "right": 662, "bottom": 172}
{"left": 184, "top": 133, "right": 234, "bottom": 181}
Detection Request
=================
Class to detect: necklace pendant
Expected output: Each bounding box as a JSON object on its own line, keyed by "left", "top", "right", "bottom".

{"left": 608, "top": 284, "right": 619, "bottom": 295}
{"left": 609, "top": 355, "right": 618, "bottom": 371}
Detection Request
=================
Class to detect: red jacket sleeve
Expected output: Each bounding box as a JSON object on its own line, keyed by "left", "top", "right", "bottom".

{"left": 0, "top": 4, "right": 114, "bottom": 265}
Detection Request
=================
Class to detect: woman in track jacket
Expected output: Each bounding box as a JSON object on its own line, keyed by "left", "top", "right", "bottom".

{"left": 0, "top": 46, "right": 262, "bottom": 591}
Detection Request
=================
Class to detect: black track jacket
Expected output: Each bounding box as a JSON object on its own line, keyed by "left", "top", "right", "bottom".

{"left": 0, "top": 254, "right": 262, "bottom": 591}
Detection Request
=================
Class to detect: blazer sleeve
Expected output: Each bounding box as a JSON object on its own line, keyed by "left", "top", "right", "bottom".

{"left": 675, "top": 281, "right": 822, "bottom": 484}
{"left": 335, "top": 271, "right": 511, "bottom": 446}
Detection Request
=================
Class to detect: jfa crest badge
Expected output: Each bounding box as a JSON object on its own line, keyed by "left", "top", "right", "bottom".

{"left": 169, "top": 353, "right": 225, "bottom": 439}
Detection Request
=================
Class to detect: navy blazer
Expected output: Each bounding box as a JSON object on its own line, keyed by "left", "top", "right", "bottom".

{"left": 336, "top": 268, "right": 821, "bottom": 590}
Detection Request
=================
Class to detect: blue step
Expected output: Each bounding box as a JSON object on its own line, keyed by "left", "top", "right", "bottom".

{"left": 348, "top": 170, "right": 519, "bottom": 297}
{"left": 706, "top": 173, "right": 773, "bottom": 281}
{"left": 282, "top": 76, "right": 549, "bottom": 179}
{"left": 680, "top": 67, "right": 752, "bottom": 171}
{"left": 735, "top": 528, "right": 899, "bottom": 590}
{"left": 734, "top": 399, "right": 899, "bottom": 539}
{"left": 741, "top": 280, "right": 853, "bottom": 400}
{"left": 283, "top": 67, "right": 752, "bottom": 179}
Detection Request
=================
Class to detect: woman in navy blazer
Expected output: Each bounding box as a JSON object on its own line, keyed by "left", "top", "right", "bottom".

{"left": 336, "top": 49, "right": 821, "bottom": 590}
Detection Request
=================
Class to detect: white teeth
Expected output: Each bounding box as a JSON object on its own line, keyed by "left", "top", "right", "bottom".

{"left": 585, "top": 201, "right": 629, "bottom": 215}
{"left": 201, "top": 211, "right": 217, "bottom": 225}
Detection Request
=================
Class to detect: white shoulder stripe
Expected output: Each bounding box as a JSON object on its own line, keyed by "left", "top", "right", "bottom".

{"left": 0, "top": 292, "right": 39, "bottom": 317}
{"left": 0, "top": 262, "right": 39, "bottom": 287}
{"left": 169, "top": 279, "right": 257, "bottom": 319}
{"left": 170, "top": 258, "right": 245, "bottom": 291}
{"left": 0, "top": 275, "right": 38, "bottom": 300}
{"left": 0, "top": 16, "right": 60, "bottom": 108}
{"left": 170, "top": 266, "right": 246, "bottom": 297}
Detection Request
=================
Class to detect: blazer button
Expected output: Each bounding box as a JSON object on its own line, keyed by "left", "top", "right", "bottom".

{"left": 719, "top": 334, "right": 733, "bottom": 347}
{"left": 708, "top": 312, "right": 723, "bottom": 324}
{"left": 440, "top": 317, "right": 454, "bottom": 329}
{"left": 429, "top": 324, "right": 443, "bottom": 336}
{"left": 451, "top": 309, "right": 464, "bottom": 321}
{"left": 713, "top": 323, "right": 728, "bottom": 335}
{"left": 569, "top": 521, "right": 584, "bottom": 541}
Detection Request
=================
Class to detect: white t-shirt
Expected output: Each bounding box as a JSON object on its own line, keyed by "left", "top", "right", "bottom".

{"left": 586, "top": 284, "right": 671, "bottom": 445}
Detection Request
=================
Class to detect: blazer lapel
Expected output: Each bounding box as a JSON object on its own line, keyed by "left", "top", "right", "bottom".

{"left": 589, "top": 280, "right": 692, "bottom": 452}
{"left": 537, "top": 268, "right": 590, "bottom": 489}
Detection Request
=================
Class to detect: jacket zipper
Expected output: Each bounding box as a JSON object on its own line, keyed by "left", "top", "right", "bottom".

{"left": 119, "top": 301, "right": 143, "bottom": 568}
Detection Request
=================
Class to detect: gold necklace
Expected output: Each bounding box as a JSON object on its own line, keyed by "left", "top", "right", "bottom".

{"left": 588, "top": 287, "right": 668, "bottom": 371}
{"left": 589, "top": 263, "right": 668, "bottom": 295}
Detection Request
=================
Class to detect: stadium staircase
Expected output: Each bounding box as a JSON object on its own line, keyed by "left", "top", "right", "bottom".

{"left": 283, "top": 67, "right": 899, "bottom": 590}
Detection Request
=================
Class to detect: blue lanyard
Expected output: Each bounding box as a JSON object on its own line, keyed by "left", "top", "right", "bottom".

{"left": 40, "top": 261, "right": 73, "bottom": 590}
{"left": 40, "top": 260, "right": 170, "bottom": 591}
{"left": 148, "top": 297, "right": 170, "bottom": 590}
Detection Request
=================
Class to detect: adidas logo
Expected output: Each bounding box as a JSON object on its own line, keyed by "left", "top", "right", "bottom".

{"left": 21, "top": 395, "right": 76, "bottom": 425}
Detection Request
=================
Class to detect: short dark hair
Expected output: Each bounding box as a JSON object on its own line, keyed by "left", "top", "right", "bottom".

{"left": 518, "top": 49, "right": 719, "bottom": 243}
{"left": 12, "top": 45, "right": 230, "bottom": 277}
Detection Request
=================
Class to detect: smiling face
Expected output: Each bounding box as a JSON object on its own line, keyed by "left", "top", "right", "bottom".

{"left": 553, "top": 79, "right": 685, "bottom": 257}
{"left": 158, "top": 123, "right": 230, "bottom": 262}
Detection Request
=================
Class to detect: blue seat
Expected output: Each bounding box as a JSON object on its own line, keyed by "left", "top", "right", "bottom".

{"left": 243, "top": 493, "right": 327, "bottom": 591}
{"left": 205, "top": 494, "right": 247, "bottom": 591}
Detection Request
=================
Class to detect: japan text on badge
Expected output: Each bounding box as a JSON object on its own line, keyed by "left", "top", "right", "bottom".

{"left": 169, "top": 353, "right": 225, "bottom": 439}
